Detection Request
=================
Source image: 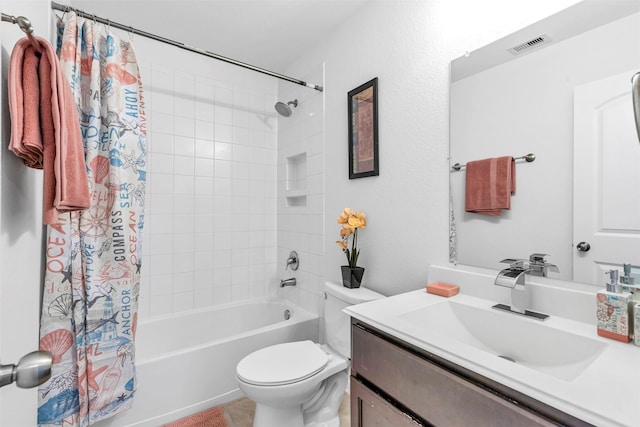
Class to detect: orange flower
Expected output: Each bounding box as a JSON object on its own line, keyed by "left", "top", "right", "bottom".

{"left": 337, "top": 208, "right": 367, "bottom": 268}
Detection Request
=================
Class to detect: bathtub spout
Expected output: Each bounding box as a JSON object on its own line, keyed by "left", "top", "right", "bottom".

{"left": 280, "top": 278, "right": 297, "bottom": 287}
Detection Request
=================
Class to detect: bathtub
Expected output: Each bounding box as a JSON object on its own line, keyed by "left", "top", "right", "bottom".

{"left": 95, "top": 297, "right": 319, "bottom": 427}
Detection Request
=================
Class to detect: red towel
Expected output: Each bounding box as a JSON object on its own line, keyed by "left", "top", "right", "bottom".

{"left": 9, "top": 36, "right": 89, "bottom": 224}
{"left": 465, "top": 156, "right": 515, "bottom": 216}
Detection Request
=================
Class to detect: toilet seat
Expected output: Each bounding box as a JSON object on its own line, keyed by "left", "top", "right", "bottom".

{"left": 237, "top": 340, "right": 330, "bottom": 386}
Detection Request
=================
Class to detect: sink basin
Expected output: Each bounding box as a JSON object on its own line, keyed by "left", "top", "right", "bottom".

{"left": 398, "top": 300, "right": 606, "bottom": 381}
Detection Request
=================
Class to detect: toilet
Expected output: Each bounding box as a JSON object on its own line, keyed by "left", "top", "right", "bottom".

{"left": 236, "top": 281, "right": 384, "bottom": 427}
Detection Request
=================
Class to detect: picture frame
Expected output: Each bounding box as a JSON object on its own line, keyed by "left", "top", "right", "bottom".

{"left": 348, "top": 77, "right": 379, "bottom": 179}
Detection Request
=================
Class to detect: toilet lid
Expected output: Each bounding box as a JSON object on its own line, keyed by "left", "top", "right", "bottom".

{"left": 236, "top": 340, "right": 329, "bottom": 386}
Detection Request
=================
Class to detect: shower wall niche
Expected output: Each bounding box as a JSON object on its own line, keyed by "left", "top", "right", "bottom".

{"left": 285, "top": 152, "right": 307, "bottom": 207}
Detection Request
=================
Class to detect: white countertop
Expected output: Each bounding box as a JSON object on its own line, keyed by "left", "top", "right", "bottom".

{"left": 345, "top": 289, "right": 639, "bottom": 427}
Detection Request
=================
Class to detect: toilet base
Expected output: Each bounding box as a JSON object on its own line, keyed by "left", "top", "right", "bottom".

{"left": 254, "top": 403, "right": 304, "bottom": 427}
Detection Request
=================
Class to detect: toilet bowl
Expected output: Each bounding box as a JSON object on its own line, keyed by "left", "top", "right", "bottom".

{"left": 236, "top": 282, "right": 384, "bottom": 427}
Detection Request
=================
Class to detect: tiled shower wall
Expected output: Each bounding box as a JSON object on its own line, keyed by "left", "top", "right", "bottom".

{"left": 133, "top": 37, "right": 280, "bottom": 319}
{"left": 276, "top": 65, "right": 326, "bottom": 317}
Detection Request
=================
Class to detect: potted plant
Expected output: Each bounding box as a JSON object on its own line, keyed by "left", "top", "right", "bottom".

{"left": 336, "top": 208, "right": 367, "bottom": 288}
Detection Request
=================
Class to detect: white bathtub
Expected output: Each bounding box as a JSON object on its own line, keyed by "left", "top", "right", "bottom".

{"left": 95, "top": 297, "right": 319, "bottom": 427}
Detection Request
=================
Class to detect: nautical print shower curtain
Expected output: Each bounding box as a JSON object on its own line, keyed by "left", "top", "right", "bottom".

{"left": 38, "top": 12, "right": 147, "bottom": 426}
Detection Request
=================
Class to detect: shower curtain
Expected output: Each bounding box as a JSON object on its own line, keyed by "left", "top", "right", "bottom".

{"left": 38, "top": 12, "right": 147, "bottom": 426}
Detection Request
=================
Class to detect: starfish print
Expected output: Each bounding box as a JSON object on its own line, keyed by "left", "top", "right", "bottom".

{"left": 61, "top": 265, "right": 73, "bottom": 283}
{"left": 136, "top": 260, "right": 142, "bottom": 274}
{"left": 117, "top": 393, "right": 127, "bottom": 402}
{"left": 77, "top": 358, "right": 108, "bottom": 396}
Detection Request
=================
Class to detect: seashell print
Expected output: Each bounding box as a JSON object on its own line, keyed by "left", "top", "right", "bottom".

{"left": 90, "top": 156, "right": 110, "bottom": 184}
{"left": 48, "top": 294, "right": 73, "bottom": 318}
{"left": 40, "top": 329, "right": 74, "bottom": 364}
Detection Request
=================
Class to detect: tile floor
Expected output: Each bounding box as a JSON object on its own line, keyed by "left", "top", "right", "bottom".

{"left": 221, "top": 393, "right": 350, "bottom": 426}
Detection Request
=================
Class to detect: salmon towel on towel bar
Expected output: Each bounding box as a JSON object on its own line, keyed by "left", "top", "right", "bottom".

{"left": 465, "top": 156, "right": 515, "bottom": 216}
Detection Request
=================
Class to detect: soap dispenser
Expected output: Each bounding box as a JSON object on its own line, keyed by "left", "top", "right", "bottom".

{"left": 596, "top": 269, "right": 632, "bottom": 343}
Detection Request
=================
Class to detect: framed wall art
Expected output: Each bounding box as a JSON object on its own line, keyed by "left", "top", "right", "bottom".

{"left": 348, "top": 77, "right": 379, "bottom": 179}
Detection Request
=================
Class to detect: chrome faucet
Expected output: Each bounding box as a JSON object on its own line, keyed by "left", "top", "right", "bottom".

{"left": 285, "top": 250, "right": 299, "bottom": 271}
{"left": 492, "top": 256, "right": 554, "bottom": 321}
{"left": 280, "top": 278, "right": 296, "bottom": 287}
{"left": 527, "top": 253, "right": 559, "bottom": 277}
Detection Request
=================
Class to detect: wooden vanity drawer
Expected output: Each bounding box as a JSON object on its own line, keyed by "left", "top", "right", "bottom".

{"left": 351, "top": 324, "right": 556, "bottom": 427}
{"left": 351, "top": 377, "right": 423, "bottom": 427}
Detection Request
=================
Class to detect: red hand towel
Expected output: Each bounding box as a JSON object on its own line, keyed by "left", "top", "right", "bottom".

{"left": 9, "top": 36, "right": 89, "bottom": 224}
{"left": 465, "top": 156, "right": 515, "bottom": 216}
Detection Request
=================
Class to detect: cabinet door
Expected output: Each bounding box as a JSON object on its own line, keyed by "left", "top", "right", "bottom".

{"left": 351, "top": 377, "right": 423, "bottom": 427}
{"left": 352, "top": 325, "right": 557, "bottom": 427}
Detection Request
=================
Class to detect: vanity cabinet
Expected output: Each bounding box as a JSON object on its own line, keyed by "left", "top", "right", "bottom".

{"left": 350, "top": 319, "right": 592, "bottom": 427}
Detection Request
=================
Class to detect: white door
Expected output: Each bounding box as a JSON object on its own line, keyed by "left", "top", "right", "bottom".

{"left": 573, "top": 70, "right": 640, "bottom": 285}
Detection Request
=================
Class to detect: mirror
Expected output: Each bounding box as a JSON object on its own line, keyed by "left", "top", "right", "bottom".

{"left": 450, "top": 0, "right": 640, "bottom": 285}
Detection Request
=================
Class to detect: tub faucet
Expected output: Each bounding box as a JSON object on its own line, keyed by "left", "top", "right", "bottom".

{"left": 492, "top": 258, "right": 549, "bottom": 321}
{"left": 280, "top": 278, "right": 296, "bottom": 287}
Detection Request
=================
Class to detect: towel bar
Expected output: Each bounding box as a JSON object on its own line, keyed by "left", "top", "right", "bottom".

{"left": 451, "top": 153, "right": 535, "bottom": 171}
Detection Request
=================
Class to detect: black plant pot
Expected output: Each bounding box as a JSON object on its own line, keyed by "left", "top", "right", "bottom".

{"left": 341, "top": 266, "right": 365, "bottom": 289}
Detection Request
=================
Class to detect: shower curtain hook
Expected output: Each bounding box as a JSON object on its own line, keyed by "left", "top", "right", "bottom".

{"left": 128, "top": 26, "right": 134, "bottom": 42}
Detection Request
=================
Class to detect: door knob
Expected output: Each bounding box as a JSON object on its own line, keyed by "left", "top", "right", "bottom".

{"left": 0, "top": 351, "right": 53, "bottom": 388}
{"left": 576, "top": 242, "right": 591, "bottom": 252}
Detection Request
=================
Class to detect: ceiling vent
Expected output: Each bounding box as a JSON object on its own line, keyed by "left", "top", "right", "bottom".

{"left": 508, "top": 34, "right": 552, "bottom": 56}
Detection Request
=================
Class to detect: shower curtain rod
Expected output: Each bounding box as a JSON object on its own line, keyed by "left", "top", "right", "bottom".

{"left": 50, "top": 1, "right": 323, "bottom": 92}
{"left": 1, "top": 12, "right": 41, "bottom": 53}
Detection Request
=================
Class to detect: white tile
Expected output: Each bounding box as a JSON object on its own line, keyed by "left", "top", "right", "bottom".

{"left": 173, "top": 292, "right": 194, "bottom": 312}
{"left": 229, "top": 230, "right": 249, "bottom": 250}
{"left": 173, "top": 233, "right": 195, "bottom": 253}
{"left": 149, "top": 194, "right": 173, "bottom": 215}
{"left": 152, "top": 112, "right": 174, "bottom": 134}
{"left": 149, "top": 274, "right": 173, "bottom": 296}
{"left": 195, "top": 196, "right": 214, "bottom": 215}
{"left": 214, "top": 196, "right": 232, "bottom": 214}
{"left": 194, "top": 288, "right": 214, "bottom": 308}
{"left": 194, "top": 232, "right": 215, "bottom": 252}
{"left": 175, "top": 96, "right": 195, "bottom": 118}
{"left": 174, "top": 155, "right": 195, "bottom": 176}
{"left": 194, "top": 177, "right": 215, "bottom": 196}
{"left": 213, "top": 231, "right": 232, "bottom": 251}
{"left": 232, "top": 162, "right": 249, "bottom": 180}
{"left": 196, "top": 120, "right": 215, "bottom": 140}
{"left": 194, "top": 270, "right": 214, "bottom": 289}
{"left": 174, "top": 136, "right": 196, "bottom": 157}
{"left": 195, "top": 100, "right": 215, "bottom": 122}
{"left": 213, "top": 267, "right": 232, "bottom": 287}
{"left": 214, "top": 178, "right": 232, "bottom": 196}
{"left": 215, "top": 124, "right": 233, "bottom": 143}
{"left": 173, "top": 271, "right": 195, "bottom": 293}
{"left": 150, "top": 132, "right": 173, "bottom": 155}
{"left": 231, "top": 282, "right": 249, "bottom": 300}
{"left": 213, "top": 286, "right": 232, "bottom": 305}
{"left": 194, "top": 214, "right": 215, "bottom": 233}
{"left": 175, "top": 116, "right": 195, "bottom": 137}
{"left": 215, "top": 86, "right": 233, "bottom": 105}
{"left": 195, "top": 158, "right": 214, "bottom": 177}
{"left": 175, "top": 73, "right": 195, "bottom": 97}
{"left": 147, "top": 233, "right": 173, "bottom": 255}
{"left": 173, "top": 252, "right": 193, "bottom": 273}
{"left": 174, "top": 214, "right": 195, "bottom": 234}
{"left": 194, "top": 250, "right": 214, "bottom": 271}
{"left": 149, "top": 254, "right": 173, "bottom": 276}
{"left": 151, "top": 153, "right": 173, "bottom": 174}
{"left": 174, "top": 175, "right": 194, "bottom": 195}
{"left": 149, "top": 294, "right": 173, "bottom": 316}
{"left": 152, "top": 92, "right": 174, "bottom": 115}
{"left": 195, "top": 139, "right": 215, "bottom": 159}
{"left": 233, "top": 127, "right": 250, "bottom": 146}
{"left": 214, "top": 160, "right": 232, "bottom": 178}
{"left": 214, "top": 249, "right": 232, "bottom": 268}
{"left": 233, "top": 144, "right": 250, "bottom": 163}
{"left": 214, "top": 105, "right": 233, "bottom": 125}
{"left": 174, "top": 195, "right": 195, "bottom": 215}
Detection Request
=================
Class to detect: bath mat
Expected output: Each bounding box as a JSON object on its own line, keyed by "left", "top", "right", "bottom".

{"left": 163, "top": 406, "right": 228, "bottom": 427}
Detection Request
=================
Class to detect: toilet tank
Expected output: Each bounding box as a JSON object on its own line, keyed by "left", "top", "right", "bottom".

{"left": 324, "top": 281, "right": 384, "bottom": 359}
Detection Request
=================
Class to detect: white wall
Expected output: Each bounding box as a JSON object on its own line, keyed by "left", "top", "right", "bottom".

{"left": 0, "top": 1, "right": 49, "bottom": 425}
{"left": 284, "top": 0, "right": 581, "bottom": 297}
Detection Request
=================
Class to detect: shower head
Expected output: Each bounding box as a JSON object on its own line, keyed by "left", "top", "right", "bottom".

{"left": 275, "top": 99, "right": 298, "bottom": 117}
